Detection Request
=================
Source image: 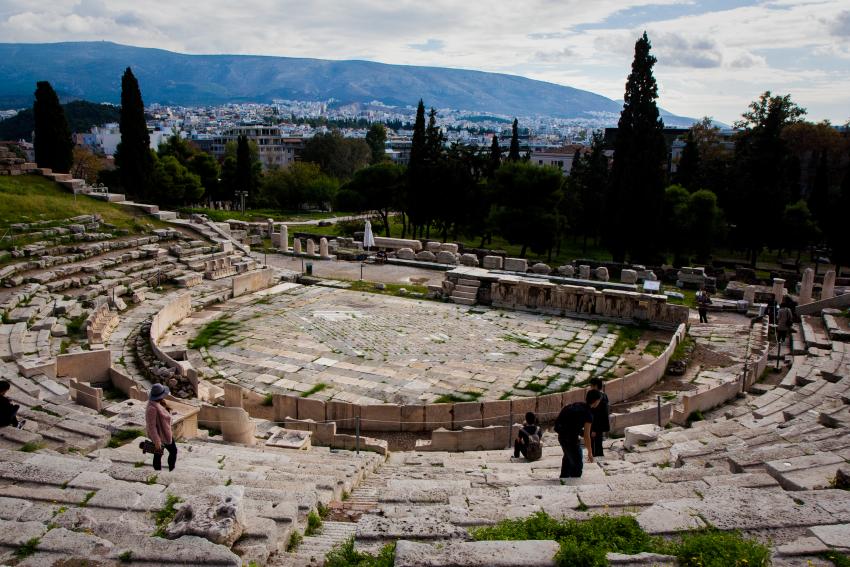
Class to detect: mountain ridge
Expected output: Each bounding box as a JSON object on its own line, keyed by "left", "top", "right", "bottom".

{"left": 0, "top": 41, "right": 696, "bottom": 126}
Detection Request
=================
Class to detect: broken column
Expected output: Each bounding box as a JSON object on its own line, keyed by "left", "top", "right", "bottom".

{"left": 293, "top": 238, "right": 302, "bottom": 255}
{"left": 743, "top": 285, "right": 756, "bottom": 305}
{"left": 799, "top": 268, "right": 814, "bottom": 304}
{"left": 822, "top": 270, "right": 836, "bottom": 300}
{"left": 279, "top": 224, "right": 289, "bottom": 252}
{"left": 306, "top": 239, "right": 316, "bottom": 256}
{"left": 319, "top": 237, "right": 330, "bottom": 259}
{"left": 772, "top": 278, "right": 786, "bottom": 303}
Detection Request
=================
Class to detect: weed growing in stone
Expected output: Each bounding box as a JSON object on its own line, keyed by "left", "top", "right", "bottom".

{"left": 14, "top": 537, "right": 40, "bottom": 560}
{"left": 188, "top": 319, "right": 242, "bottom": 349}
{"left": 643, "top": 340, "right": 667, "bottom": 357}
{"left": 19, "top": 441, "right": 44, "bottom": 452}
{"left": 286, "top": 531, "right": 303, "bottom": 552}
{"left": 79, "top": 491, "right": 95, "bottom": 507}
{"left": 262, "top": 393, "right": 274, "bottom": 406}
{"left": 325, "top": 537, "right": 395, "bottom": 567}
{"left": 305, "top": 510, "right": 323, "bottom": 536}
{"left": 608, "top": 326, "right": 642, "bottom": 357}
{"left": 659, "top": 529, "right": 770, "bottom": 567}
{"left": 301, "top": 383, "right": 328, "bottom": 397}
{"left": 153, "top": 494, "right": 182, "bottom": 538}
{"left": 108, "top": 428, "right": 144, "bottom": 448}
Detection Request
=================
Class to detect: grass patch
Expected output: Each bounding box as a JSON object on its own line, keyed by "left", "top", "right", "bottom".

{"left": 286, "top": 531, "right": 303, "bottom": 552}
{"left": 19, "top": 441, "right": 44, "bottom": 452}
{"left": 108, "top": 428, "right": 144, "bottom": 448}
{"left": 14, "top": 537, "right": 40, "bottom": 560}
{"left": 686, "top": 410, "right": 705, "bottom": 427}
{"left": 66, "top": 313, "right": 88, "bottom": 339}
{"left": 188, "top": 318, "right": 242, "bottom": 349}
{"left": 301, "top": 383, "right": 328, "bottom": 397}
{"left": 261, "top": 393, "right": 274, "bottom": 406}
{"left": 305, "top": 510, "right": 323, "bottom": 536}
{"left": 145, "top": 475, "right": 158, "bottom": 485}
{"left": 472, "top": 512, "right": 771, "bottom": 567}
{"left": 325, "top": 537, "right": 395, "bottom": 567}
{"left": 346, "top": 279, "right": 429, "bottom": 298}
{"left": 118, "top": 550, "right": 134, "bottom": 563}
{"left": 671, "top": 336, "right": 696, "bottom": 363}
{"left": 31, "top": 404, "right": 62, "bottom": 417}
{"left": 433, "top": 391, "right": 482, "bottom": 404}
{"left": 660, "top": 529, "right": 771, "bottom": 567}
{"left": 153, "top": 494, "right": 182, "bottom": 538}
{"left": 317, "top": 501, "right": 330, "bottom": 519}
{"left": 822, "top": 551, "right": 850, "bottom": 567}
{"left": 643, "top": 340, "right": 668, "bottom": 357}
{"left": 608, "top": 326, "right": 643, "bottom": 358}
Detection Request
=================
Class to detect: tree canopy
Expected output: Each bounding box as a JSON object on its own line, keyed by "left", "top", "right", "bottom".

{"left": 33, "top": 81, "right": 73, "bottom": 173}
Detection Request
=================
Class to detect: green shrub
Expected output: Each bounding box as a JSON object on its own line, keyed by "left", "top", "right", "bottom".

{"left": 153, "top": 494, "right": 182, "bottom": 537}
{"left": 108, "top": 428, "right": 144, "bottom": 448}
{"left": 305, "top": 510, "right": 323, "bottom": 536}
{"left": 325, "top": 537, "right": 395, "bottom": 567}
{"left": 14, "top": 537, "right": 40, "bottom": 559}
{"left": 286, "top": 531, "right": 303, "bottom": 552}
{"left": 667, "top": 529, "right": 770, "bottom": 567}
{"left": 262, "top": 393, "right": 274, "bottom": 406}
{"left": 822, "top": 551, "right": 850, "bottom": 567}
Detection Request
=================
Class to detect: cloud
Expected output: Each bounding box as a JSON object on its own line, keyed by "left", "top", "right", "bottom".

{"left": 532, "top": 47, "right": 575, "bottom": 63}
{"left": 829, "top": 10, "right": 850, "bottom": 37}
{"left": 407, "top": 38, "right": 445, "bottom": 52}
{"left": 652, "top": 32, "right": 722, "bottom": 68}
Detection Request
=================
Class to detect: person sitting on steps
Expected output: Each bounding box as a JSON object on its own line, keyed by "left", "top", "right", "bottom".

{"left": 513, "top": 412, "right": 543, "bottom": 461}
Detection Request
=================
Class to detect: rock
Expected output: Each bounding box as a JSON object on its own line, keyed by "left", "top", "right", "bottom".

{"left": 625, "top": 424, "right": 662, "bottom": 451}
{"left": 394, "top": 540, "right": 560, "bottom": 567}
{"left": 504, "top": 258, "right": 527, "bottom": 272}
{"left": 531, "top": 263, "right": 551, "bottom": 274}
{"left": 482, "top": 255, "right": 503, "bottom": 270}
{"left": 415, "top": 251, "right": 437, "bottom": 262}
{"left": 436, "top": 251, "right": 458, "bottom": 265}
{"left": 594, "top": 267, "right": 610, "bottom": 281}
{"left": 397, "top": 248, "right": 416, "bottom": 261}
{"left": 165, "top": 486, "right": 246, "bottom": 547}
{"left": 374, "top": 283, "right": 386, "bottom": 290}
{"left": 579, "top": 265, "right": 591, "bottom": 279}
{"left": 459, "top": 254, "right": 479, "bottom": 267}
{"left": 557, "top": 265, "right": 575, "bottom": 277}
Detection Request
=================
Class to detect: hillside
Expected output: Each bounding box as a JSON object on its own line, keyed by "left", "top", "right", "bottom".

{"left": 0, "top": 100, "right": 120, "bottom": 141}
{"left": 0, "top": 174, "right": 162, "bottom": 245}
{"left": 0, "top": 41, "right": 696, "bottom": 125}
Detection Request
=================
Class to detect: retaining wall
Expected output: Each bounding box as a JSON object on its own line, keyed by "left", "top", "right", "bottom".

{"left": 271, "top": 323, "right": 687, "bottom": 432}
{"left": 233, "top": 267, "right": 275, "bottom": 298}
{"left": 149, "top": 293, "right": 195, "bottom": 382}
{"left": 56, "top": 349, "right": 112, "bottom": 382}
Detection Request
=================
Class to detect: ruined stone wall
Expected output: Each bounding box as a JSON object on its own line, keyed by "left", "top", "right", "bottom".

{"left": 490, "top": 277, "right": 688, "bottom": 330}
{"left": 149, "top": 293, "right": 192, "bottom": 376}
{"left": 271, "top": 323, "right": 687, "bottom": 432}
{"left": 232, "top": 267, "right": 275, "bottom": 298}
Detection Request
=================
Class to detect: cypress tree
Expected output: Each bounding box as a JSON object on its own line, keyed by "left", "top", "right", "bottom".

{"left": 606, "top": 32, "right": 667, "bottom": 263}
{"left": 489, "top": 135, "right": 501, "bottom": 175}
{"left": 508, "top": 119, "right": 521, "bottom": 162}
{"left": 425, "top": 108, "right": 444, "bottom": 162}
{"left": 406, "top": 100, "right": 427, "bottom": 236}
{"left": 33, "top": 81, "right": 73, "bottom": 173}
{"left": 115, "top": 67, "right": 153, "bottom": 200}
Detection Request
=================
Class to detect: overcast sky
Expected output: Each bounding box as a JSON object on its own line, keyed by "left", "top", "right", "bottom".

{"left": 1, "top": 0, "right": 848, "bottom": 124}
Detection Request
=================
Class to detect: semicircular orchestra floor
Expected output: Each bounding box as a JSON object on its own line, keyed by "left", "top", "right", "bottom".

{"left": 165, "top": 284, "right": 672, "bottom": 404}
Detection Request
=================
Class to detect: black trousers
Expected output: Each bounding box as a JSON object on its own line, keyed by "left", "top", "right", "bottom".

{"left": 514, "top": 439, "right": 529, "bottom": 458}
{"left": 591, "top": 431, "right": 604, "bottom": 457}
{"left": 698, "top": 308, "right": 708, "bottom": 323}
{"left": 153, "top": 441, "right": 178, "bottom": 471}
{"left": 559, "top": 438, "right": 583, "bottom": 478}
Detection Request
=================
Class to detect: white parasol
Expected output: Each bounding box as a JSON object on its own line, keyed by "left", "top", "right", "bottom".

{"left": 363, "top": 220, "right": 375, "bottom": 250}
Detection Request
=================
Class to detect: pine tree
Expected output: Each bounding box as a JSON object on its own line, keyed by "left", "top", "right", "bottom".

{"left": 489, "top": 134, "right": 501, "bottom": 175}
{"left": 365, "top": 123, "right": 387, "bottom": 164}
{"left": 675, "top": 130, "right": 700, "bottom": 190}
{"left": 32, "top": 81, "right": 73, "bottom": 173}
{"left": 115, "top": 67, "right": 153, "bottom": 199}
{"left": 606, "top": 32, "right": 667, "bottom": 263}
{"left": 508, "top": 119, "right": 521, "bottom": 162}
{"left": 425, "top": 108, "right": 444, "bottom": 162}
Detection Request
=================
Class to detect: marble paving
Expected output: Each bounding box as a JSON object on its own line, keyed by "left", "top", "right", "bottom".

{"left": 171, "top": 285, "right": 653, "bottom": 404}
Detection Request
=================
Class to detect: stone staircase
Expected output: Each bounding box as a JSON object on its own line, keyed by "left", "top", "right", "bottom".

{"left": 449, "top": 277, "right": 480, "bottom": 306}
{"left": 0, "top": 437, "right": 383, "bottom": 566}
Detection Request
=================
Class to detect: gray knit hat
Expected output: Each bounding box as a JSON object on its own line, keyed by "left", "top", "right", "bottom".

{"left": 149, "top": 383, "right": 170, "bottom": 401}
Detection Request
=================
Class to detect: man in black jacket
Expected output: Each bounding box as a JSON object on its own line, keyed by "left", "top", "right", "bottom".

{"left": 0, "top": 380, "right": 20, "bottom": 428}
{"left": 588, "top": 378, "right": 610, "bottom": 457}
{"left": 554, "top": 389, "right": 602, "bottom": 479}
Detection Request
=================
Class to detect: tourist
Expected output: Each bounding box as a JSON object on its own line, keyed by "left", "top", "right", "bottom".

{"left": 0, "top": 380, "right": 22, "bottom": 429}
{"left": 554, "top": 389, "right": 602, "bottom": 479}
{"left": 145, "top": 383, "right": 178, "bottom": 471}
{"left": 513, "top": 411, "right": 543, "bottom": 461}
{"left": 588, "top": 378, "right": 610, "bottom": 457}
{"left": 696, "top": 288, "right": 711, "bottom": 323}
{"left": 777, "top": 303, "right": 794, "bottom": 347}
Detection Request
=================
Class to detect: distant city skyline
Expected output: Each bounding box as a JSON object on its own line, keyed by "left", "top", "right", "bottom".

{"left": 0, "top": 0, "right": 847, "bottom": 125}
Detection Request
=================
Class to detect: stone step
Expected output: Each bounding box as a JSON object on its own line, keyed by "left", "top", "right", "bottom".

{"left": 451, "top": 290, "right": 477, "bottom": 300}
{"left": 454, "top": 284, "right": 479, "bottom": 294}
{"left": 449, "top": 296, "right": 476, "bottom": 306}
{"left": 394, "top": 540, "right": 560, "bottom": 567}
{"left": 456, "top": 278, "right": 482, "bottom": 288}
